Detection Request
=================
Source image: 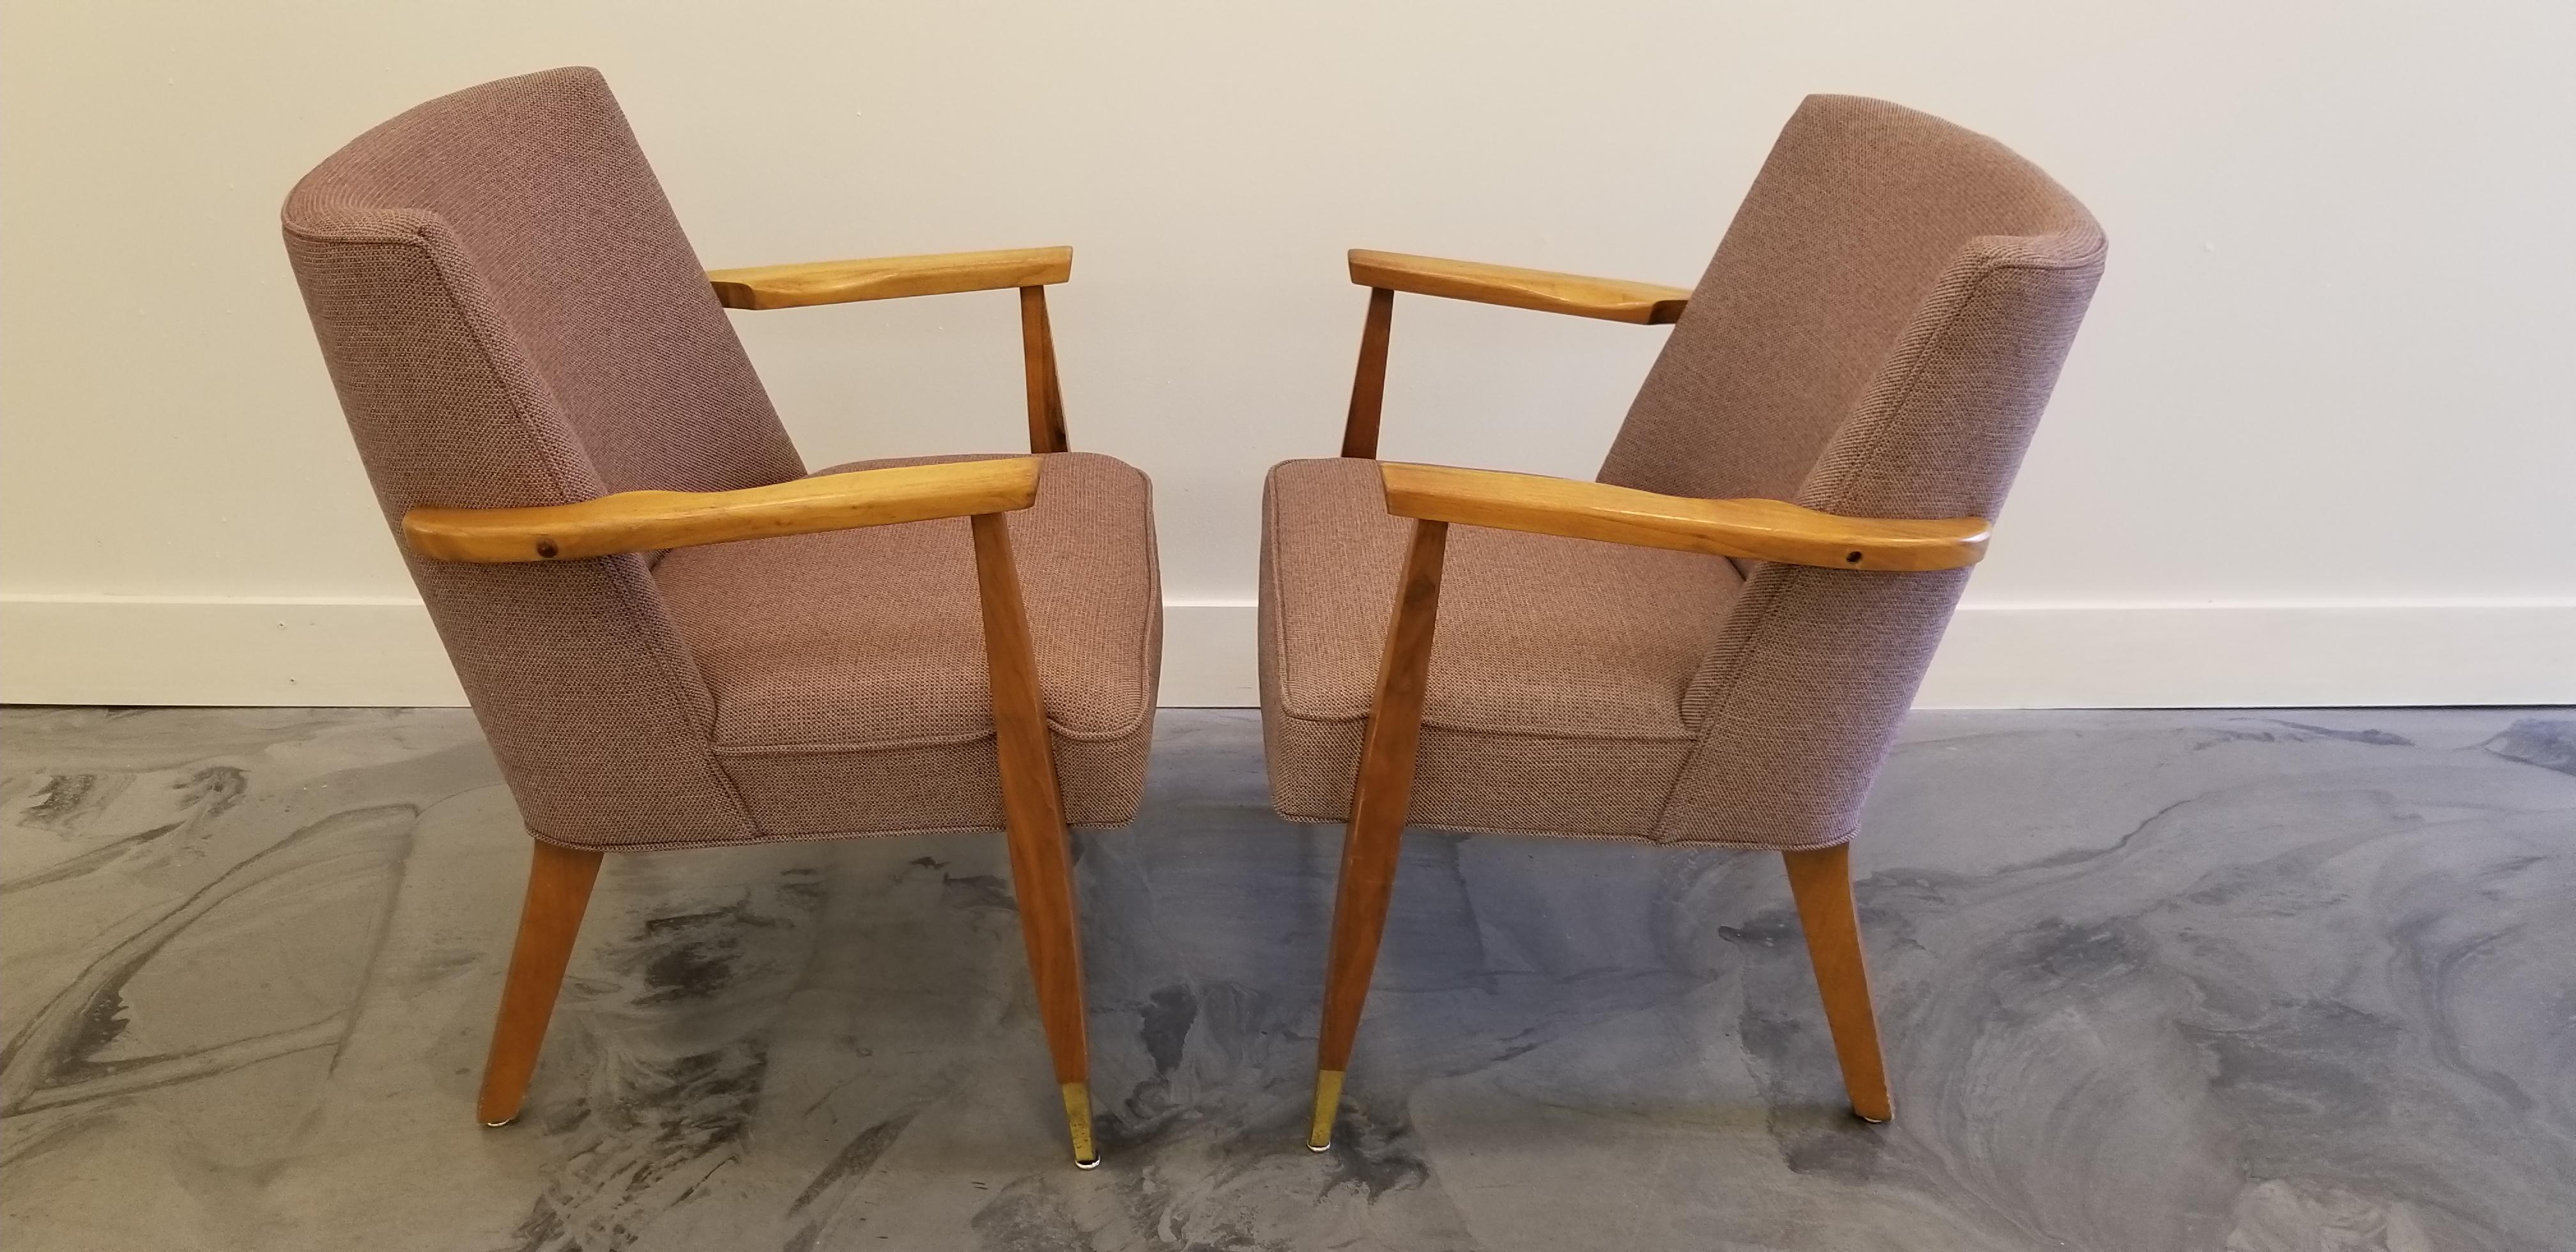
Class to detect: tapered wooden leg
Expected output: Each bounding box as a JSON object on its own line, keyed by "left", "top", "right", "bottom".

{"left": 972, "top": 512, "right": 1097, "bottom": 1167}
{"left": 1310, "top": 519, "right": 1448, "bottom": 1150}
{"left": 1782, "top": 843, "right": 1892, "bottom": 1123}
{"left": 477, "top": 839, "right": 605, "bottom": 1127}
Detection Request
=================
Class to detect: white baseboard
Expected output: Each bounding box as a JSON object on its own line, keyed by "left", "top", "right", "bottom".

{"left": 1914, "top": 600, "right": 2574, "bottom": 708}
{"left": 1, "top": 594, "right": 469, "bottom": 708}
{"left": 3, "top": 593, "right": 2568, "bottom": 710}
{"left": 1161, "top": 603, "right": 1259, "bottom": 707}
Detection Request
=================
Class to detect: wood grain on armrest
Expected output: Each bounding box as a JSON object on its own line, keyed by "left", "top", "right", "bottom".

{"left": 708, "top": 246, "right": 1073, "bottom": 311}
{"left": 1377, "top": 462, "right": 1988, "bottom": 572}
{"left": 1346, "top": 250, "right": 1690, "bottom": 324}
{"left": 404, "top": 457, "right": 1041, "bottom": 563}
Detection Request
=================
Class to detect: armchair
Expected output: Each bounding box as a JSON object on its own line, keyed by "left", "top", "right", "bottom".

{"left": 283, "top": 68, "right": 1153, "bottom": 1167}
{"left": 1262, "top": 95, "right": 2106, "bottom": 1149}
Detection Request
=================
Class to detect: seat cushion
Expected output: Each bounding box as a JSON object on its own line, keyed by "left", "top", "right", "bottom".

{"left": 1259, "top": 458, "right": 1742, "bottom": 837}
{"left": 655, "top": 452, "right": 1159, "bottom": 836}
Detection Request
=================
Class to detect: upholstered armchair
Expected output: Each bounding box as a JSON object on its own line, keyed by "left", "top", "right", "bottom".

{"left": 282, "top": 68, "right": 1156, "bottom": 1167}
{"left": 1260, "top": 95, "right": 2106, "bottom": 1147}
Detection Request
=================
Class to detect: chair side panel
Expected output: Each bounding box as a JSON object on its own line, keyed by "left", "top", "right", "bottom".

{"left": 1657, "top": 249, "right": 2104, "bottom": 847}
{"left": 284, "top": 230, "right": 753, "bottom": 846}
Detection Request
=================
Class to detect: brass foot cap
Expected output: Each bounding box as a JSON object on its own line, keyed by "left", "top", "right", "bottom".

{"left": 1307, "top": 1068, "right": 1345, "bottom": 1154}
{"left": 1061, "top": 1081, "right": 1099, "bottom": 1170}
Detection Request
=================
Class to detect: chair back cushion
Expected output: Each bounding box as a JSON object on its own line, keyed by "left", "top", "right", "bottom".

{"left": 282, "top": 68, "right": 797, "bottom": 844}
{"left": 1608, "top": 95, "right": 2107, "bottom": 846}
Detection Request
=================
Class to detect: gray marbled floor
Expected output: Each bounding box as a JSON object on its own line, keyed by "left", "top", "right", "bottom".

{"left": 1, "top": 707, "right": 2570, "bottom": 1251}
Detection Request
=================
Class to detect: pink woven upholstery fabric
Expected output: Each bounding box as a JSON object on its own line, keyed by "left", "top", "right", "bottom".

{"left": 1261, "top": 458, "right": 1742, "bottom": 837}
{"left": 283, "top": 68, "right": 1160, "bottom": 848}
{"left": 656, "top": 454, "right": 1160, "bottom": 836}
{"left": 1261, "top": 95, "right": 2104, "bottom": 850}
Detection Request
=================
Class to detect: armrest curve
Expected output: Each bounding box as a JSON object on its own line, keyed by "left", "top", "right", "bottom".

{"left": 709, "top": 246, "right": 1073, "bottom": 310}
{"left": 404, "top": 457, "right": 1041, "bottom": 563}
{"left": 1347, "top": 250, "right": 1690, "bottom": 324}
{"left": 1378, "top": 462, "right": 1988, "bottom": 572}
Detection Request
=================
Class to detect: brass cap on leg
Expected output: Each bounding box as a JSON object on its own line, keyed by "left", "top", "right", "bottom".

{"left": 1062, "top": 1081, "right": 1100, "bottom": 1169}
{"left": 1307, "top": 1069, "right": 1345, "bottom": 1152}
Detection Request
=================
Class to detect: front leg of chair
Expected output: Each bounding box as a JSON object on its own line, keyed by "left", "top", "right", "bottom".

{"left": 1782, "top": 843, "right": 1893, "bottom": 1122}
{"left": 970, "top": 512, "right": 1098, "bottom": 1168}
{"left": 477, "top": 839, "right": 606, "bottom": 1126}
{"left": 1309, "top": 519, "right": 1449, "bottom": 1150}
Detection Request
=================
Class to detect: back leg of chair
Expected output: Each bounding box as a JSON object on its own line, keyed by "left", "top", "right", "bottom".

{"left": 1781, "top": 843, "right": 1892, "bottom": 1122}
{"left": 478, "top": 839, "right": 606, "bottom": 1126}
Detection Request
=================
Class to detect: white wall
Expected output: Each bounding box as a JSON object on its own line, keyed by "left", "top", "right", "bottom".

{"left": 4, "top": 1, "right": 2571, "bottom": 708}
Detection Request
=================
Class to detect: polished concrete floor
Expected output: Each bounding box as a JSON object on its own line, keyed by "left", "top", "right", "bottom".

{"left": 1, "top": 706, "right": 2570, "bottom": 1251}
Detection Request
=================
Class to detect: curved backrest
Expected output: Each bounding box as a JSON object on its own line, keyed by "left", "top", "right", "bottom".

{"left": 1609, "top": 96, "right": 2106, "bottom": 845}
{"left": 282, "top": 68, "right": 797, "bottom": 843}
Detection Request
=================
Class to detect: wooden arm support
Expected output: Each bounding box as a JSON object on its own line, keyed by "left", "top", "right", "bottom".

{"left": 404, "top": 457, "right": 1041, "bottom": 563}
{"left": 1338, "top": 249, "right": 1690, "bottom": 457}
{"left": 1378, "top": 462, "right": 1989, "bottom": 572}
{"left": 707, "top": 247, "right": 1073, "bottom": 454}
{"left": 707, "top": 246, "right": 1073, "bottom": 311}
{"left": 1347, "top": 250, "right": 1692, "bottom": 325}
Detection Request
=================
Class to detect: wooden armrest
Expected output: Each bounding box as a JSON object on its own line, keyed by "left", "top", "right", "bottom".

{"left": 404, "top": 457, "right": 1041, "bottom": 563}
{"left": 1377, "top": 462, "right": 1988, "bottom": 572}
{"left": 1347, "top": 249, "right": 1690, "bottom": 325}
{"left": 708, "top": 246, "right": 1073, "bottom": 311}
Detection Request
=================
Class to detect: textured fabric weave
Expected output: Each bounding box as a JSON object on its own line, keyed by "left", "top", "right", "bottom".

{"left": 1650, "top": 98, "right": 2105, "bottom": 848}
{"left": 283, "top": 68, "right": 1160, "bottom": 848}
{"left": 286, "top": 68, "right": 802, "bottom": 498}
{"left": 1261, "top": 95, "right": 2105, "bottom": 850}
{"left": 1261, "top": 458, "right": 1742, "bottom": 837}
{"left": 657, "top": 453, "right": 1160, "bottom": 836}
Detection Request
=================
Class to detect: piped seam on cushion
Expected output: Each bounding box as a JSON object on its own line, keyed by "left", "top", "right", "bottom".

{"left": 708, "top": 716, "right": 1151, "bottom": 755}
{"left": 1268, "top": 703, "right": 1698, "bottom": 744}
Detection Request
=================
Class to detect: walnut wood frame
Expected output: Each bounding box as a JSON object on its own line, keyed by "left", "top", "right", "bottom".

{"left": 406, "top": 457, "right": 1042, "bottom": 563}
{"left": 709, "top": 245, "right": 1075, "bottom": 454}
{"left": 1337, "top": 249, "right": 1693, "bottom": 458}
{"left": 1381, "top": 462, "right": 1989, "bottom": 572}
{"left": 1304, "top": 467, "right": 1917, "bottom": 1149}
{"left": 417, "top": 460, "right": 1101, "bottom": 1166}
